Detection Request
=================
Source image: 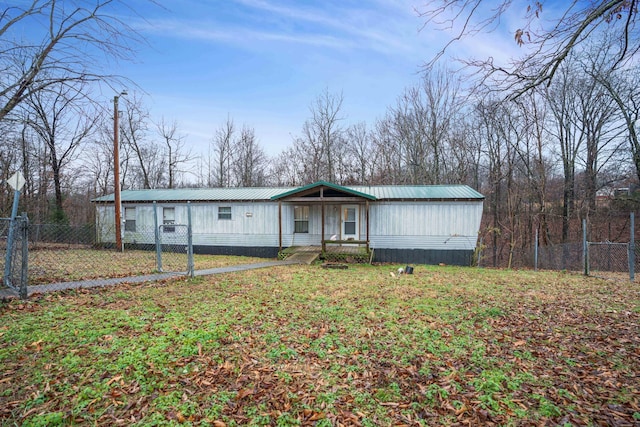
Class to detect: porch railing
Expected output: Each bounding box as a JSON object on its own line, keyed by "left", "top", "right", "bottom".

{"left": 322, "top": 239, "right": 370, "bottom": 252}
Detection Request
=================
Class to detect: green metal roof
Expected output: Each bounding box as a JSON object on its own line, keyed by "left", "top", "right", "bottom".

{"left": 93, "top": 187, "right": 292, "bottom": 203}
{"left": 348, "top": 185, "right": 484, "bottom": 200}
{"left": 93, "top": 182, "right": 483, "bottom": 203}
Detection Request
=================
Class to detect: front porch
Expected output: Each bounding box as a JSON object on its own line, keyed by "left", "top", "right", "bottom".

{"left": 271, "top": 181, "right": 377, "bottom": 263}
{"left": 278, "top": 244, "right": 371, "bottom": 264}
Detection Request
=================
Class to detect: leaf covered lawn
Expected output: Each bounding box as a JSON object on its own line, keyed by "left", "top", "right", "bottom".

{"left": 1, "top": 265, "right": 639, "bottom": 426}
{"left": 27, "top": 249, "right": 266, "bottom": 284}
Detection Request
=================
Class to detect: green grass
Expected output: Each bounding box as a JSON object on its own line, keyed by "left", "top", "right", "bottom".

{"left": 1, "top": 264, "right": 639, "bottom": 425}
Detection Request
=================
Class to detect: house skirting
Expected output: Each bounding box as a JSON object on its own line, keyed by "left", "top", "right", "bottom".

{"left": 193, "top": 245, "right": 280, "bottom": 258}
{"left": 124, "top": 243, "right": 474, "bottom": 266}
{"left": 372, "top": 248, "right": 474, "bottom": 266}
{"left": 196, "top": 246, "right": 475, "bottom": 266}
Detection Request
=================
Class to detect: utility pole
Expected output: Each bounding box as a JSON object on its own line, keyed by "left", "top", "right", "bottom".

{"left": 113, "top": 91, "right": 127, "bottom": 252}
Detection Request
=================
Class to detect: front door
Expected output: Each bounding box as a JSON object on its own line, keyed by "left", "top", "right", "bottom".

{"left": 341, "top": 205, "right": 359, "bottom": 241}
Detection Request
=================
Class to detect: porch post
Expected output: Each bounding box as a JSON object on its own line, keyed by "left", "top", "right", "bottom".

{"left": 278, "top": 200, "right": 282, "bottom": 252}
{"left": 366, "top": 200, "right": 370, "bottom": 252}
{"left": 321, "top": 187, "right": 325, "bottom": 252}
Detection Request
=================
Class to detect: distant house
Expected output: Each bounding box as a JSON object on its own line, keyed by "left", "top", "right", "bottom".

{"left": 93, "top": 180, "right": 484, "bottom": 266}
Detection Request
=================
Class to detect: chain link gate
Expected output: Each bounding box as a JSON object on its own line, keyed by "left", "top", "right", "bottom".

{"left": 1, "top": 215, "right": 28, "bottom": 299}
{"left": 156, "top": 223, "right": 194, "bottom": 276}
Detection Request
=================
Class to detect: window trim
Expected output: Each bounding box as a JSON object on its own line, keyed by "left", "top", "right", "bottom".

{"left": 294, "top": 205, "right": 309, "bottom": 234}
{"left": 163, "top": 206, "right": 175, "bottom": 233}
{"left": 124, "top": 206, "right": 136, "bottom": 232}
{"left": 218, "top": 206, "right": 232, "bottom": 220}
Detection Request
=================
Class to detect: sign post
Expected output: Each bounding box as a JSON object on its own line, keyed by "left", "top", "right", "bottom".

{"left": 4, "top": 172, "right": 25, "bottom": 288}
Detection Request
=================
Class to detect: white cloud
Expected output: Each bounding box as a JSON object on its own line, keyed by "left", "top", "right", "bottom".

{"left": 139, "top": 1, "right": 431, "bottom": 57}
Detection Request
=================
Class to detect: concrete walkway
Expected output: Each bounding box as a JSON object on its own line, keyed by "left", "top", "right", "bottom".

{"left": 0, "top": 259, "right": 301, "bottom": 299}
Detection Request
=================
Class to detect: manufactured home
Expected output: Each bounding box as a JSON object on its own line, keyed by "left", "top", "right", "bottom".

{"left": 93, "top": 181, "right": 484, "bottom": 265}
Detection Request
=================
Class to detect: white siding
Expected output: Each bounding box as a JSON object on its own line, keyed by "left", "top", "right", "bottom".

{"left": 368, "top": 201, "right": 482, "bottom": 250}
{"left": 96, "top": 200, "right": 483, "bottom": 250}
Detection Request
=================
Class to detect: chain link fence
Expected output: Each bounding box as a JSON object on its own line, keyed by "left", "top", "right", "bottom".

{"left": 532, "top": 240, "right": 638, "bottom": 278}
{"left": 476, "top": 215, "right": 639, "bottom": 281}
{"left": 0, "top": 216, "right": 28, "bottom": 299}
{"left": 528, "top": 216, "right": 639, "bottom": 281}
{"left": 29, "top": 223, "right": 192, "bottom": 285}
{"left": 156, "top": 224, "right": 192, "bottom": 274}
{"left": 587, "top": 242, "right": 631, "bottom": 274}
{"left": 536, "top": 242, "right": 584, "bottom": 271}
{"left": 0, "top": 219, "right": 195, "bottom": 299}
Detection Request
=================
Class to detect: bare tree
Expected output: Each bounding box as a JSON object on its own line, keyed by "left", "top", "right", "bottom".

{"left": 211, "top": 117, "right": 235, "bottom": 187}
{"left": 375, "top": 69, "right": 462, "bottom": 184}
{"left": 0, "top": 0, "right": 146, "bottom": 122}
{"left": 271, "top": 147, "right": 304, "bottom": 186}
{"left": 511, "top": 90, "right": 553, "bottom": 246}
{"left": 386, "top": 88, "right": 427, "bottom": 184}
{"left": 419, "top": 1, "right": 639, "bottom": 95}
{"left": 293, "top": 89, "right": 347, "bottom": 183}
{"left": 346, "top": 122, "right": 374, "bottom": 185}
{"left": 591, "top": 55, "right": 640, "bottom": 184}
{"left": 370, "top": 116, "right": 405, "bottom": 185}
{"left": 574, "top": 52, "right": 623, "bottom": 219}
{"left": 84, "top": 133, "right": 114, "bottom": 196}
{"left": 15, "top": 118, "right": 52, "bottom": 223}
{"left": 473, "top": 99, "right": 514, "bottom": 266}
{"left": 232, "top": 125, "right": 268, "bottom": 187}
{"left": 420, "top": 68, "right": 463, "bottom": 183}
{"left": 545, "top": 64, "right": 584, "bottom": 243}
{"left": 313, "top": 89, "right": 345, "bottom": 182}
{"left": 25, "top": 82, "right": 97, "bottom": 222}
{"left": 205, "top": 117, "right": 272, "bottom": 187}
{"left": 156, "top": 117, "right": 192, "bottom": 189}
{"left": 543, "top": 51, "right": 625, "bottom": 241}
{"left": 293, "top": 120, "right": 325, "bottom": 183}
{"left": 446, "top": 119, "right": 482, "bottom": 188}
{"left": 119, "top": 94, "right": 165, "bottom": 189}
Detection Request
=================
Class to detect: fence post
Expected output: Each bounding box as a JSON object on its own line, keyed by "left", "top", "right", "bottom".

{"left": 187, "top": 202, "right": 194, "bottom": 277}
{"left": 19, "top": 214, "right": 28, "bottom": 300}
{"left": 534, "top": 228, "right": 538, "bottom": 271}
{"left": 630, "top": 212, "right": 635, "bottom": 282}
{"left": 476, "top": 237, "right": 483, "bottom": 268}
{"left": 154, "top": 201, "right": 162, "bottom": 272}
{"left": 3, "top": 188, "right": 21, "bottom": 288}
{"left": 583, "top": 218, "right": 588, "bottom": 276}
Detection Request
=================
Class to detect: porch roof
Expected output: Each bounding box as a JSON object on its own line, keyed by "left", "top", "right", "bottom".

{"left": 270, "top": 180, "right": 377, "bottom": 201}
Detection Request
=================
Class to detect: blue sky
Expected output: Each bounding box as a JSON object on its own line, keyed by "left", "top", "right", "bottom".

{"left": 115, "top": 0, "right": 525, "bottom": 155}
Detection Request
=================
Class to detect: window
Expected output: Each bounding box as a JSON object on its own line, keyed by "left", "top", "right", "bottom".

{"left": 124, "top": 207, "right": 136, "bottom": 232}
{"left": 294, "top": 206, "right": 309, "bottom": 233}
{"left": 343, "top": 207, "right": 356, "bottom": 235}
{"left": 218, "top": 206, "right": 232, "bottom": 220}
{"left": 163, "top": 207, "right": 175, "bottom": 233}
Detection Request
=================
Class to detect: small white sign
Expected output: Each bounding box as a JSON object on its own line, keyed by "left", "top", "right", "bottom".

{"left": 7, "top": 172, "right": 25, "bottom": 191}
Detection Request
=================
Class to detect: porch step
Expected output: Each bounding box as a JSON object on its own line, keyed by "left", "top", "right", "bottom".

{"left": 285, "top": 251, "right": 321, "bottom": 265}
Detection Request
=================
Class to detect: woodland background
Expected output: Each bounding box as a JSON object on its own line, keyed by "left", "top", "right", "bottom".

{"left": 2, "top": 1, "right": 640, "bottom": 268}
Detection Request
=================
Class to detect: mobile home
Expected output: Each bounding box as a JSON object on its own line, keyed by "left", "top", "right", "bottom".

{"left": 93, "top": 181, "right": 484, "bottom": 265}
